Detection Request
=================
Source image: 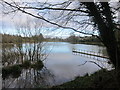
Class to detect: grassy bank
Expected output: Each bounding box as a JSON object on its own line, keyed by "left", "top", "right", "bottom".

{"left": 53, "top": 69, "right": 120, "bottom": 88}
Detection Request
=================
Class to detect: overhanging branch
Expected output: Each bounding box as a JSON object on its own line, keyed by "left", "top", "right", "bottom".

{"left": 19, "top": 6, "right": 90, "bottom": 13}
{"left": 2, "top": 0, "right": 103, "bottom": 43}
{"left": 2, "top": 0, "right": 95, "bottom": 36}
{"left": 78, "top": 61, "right": 105, "bottom": 69}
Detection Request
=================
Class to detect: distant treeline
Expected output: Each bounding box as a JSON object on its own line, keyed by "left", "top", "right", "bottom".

{"left": 0, "top": 33, "right": 104, "bottom": 44}
{"left": 64, "top": 35, "right": 105, "bottom": 45}
{"left": 65, "top": 30, "right": 120, "bottom": 45}
{"left": 1, "top": 30, "right": 120, "bottom": 45}
{"left": 1, "top": 33, "right": 44, "bottom": 43}
{"left": 65, "top": 35, "right": 100, "bottom": 43}
{"left": 44, "top": 35, "right": 102, "bottom": 45}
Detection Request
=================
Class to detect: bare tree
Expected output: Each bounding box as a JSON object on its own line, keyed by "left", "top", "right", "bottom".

{"left": 1, "top": 0, "right": 120, "bottom": 69}
{"left": 15, "top": 19, "right": 46, "bottom": 65}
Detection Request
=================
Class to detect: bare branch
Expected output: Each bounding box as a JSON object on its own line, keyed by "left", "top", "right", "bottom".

{"left": 19, "top": 7, "right": 89, "bottom": 13}
{"left": 2, "top": 0, "right": 90, "bottom": 13}
{"left": 78, "top": 61, "right": 105, "bottom": 69}
{"left": 2, "top": 0, "right": 95, "bottom": 36}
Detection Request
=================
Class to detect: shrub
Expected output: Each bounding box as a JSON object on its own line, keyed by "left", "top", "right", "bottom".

{"left": 11, "top": 65, "right": 22, "bottom": 78}
{"left": 2, "top": 65, "right": 22, "bottom": 79}
{"left": 2, "top": 67, "right": 11, "bottom": 79}
{"left": 22, "top": 60, "right": 31, "bottom": 69}
{"left": 31, "top": 60, "right": 44, "bottom": 70}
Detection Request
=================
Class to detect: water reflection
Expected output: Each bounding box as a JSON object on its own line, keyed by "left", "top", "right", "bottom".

{"left": 2, "top": 42, "right": 111, "bottom": 88}
{"left": 2, "top": 67, "right": 55, "bottom": 88}
{"left": 44, "top": 53, "right": 112, "bottom": 86}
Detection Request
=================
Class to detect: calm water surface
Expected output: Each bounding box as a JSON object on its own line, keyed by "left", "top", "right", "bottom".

{"left": 2, "top": 42, "right": 112, "bottom": 88}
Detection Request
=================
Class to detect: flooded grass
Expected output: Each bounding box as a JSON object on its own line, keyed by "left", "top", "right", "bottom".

{"left": 2, "top": 60, "right": 44, "bottom": 79}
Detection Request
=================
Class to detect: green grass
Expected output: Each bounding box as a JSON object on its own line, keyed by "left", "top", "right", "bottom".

{"left": 53, "top": 69, "right": 120, "bottom": 88}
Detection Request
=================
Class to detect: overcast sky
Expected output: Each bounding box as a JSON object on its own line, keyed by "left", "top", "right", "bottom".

{"left": 0, "top": 0, "right": 86, "bottom": 38}
{"left": 0, "top": 0, "right": 119, "bottom": 38}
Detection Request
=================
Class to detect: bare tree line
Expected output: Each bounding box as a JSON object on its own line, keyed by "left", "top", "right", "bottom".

{"left": 2, "top": 20, "right": 46, "bottom": 68}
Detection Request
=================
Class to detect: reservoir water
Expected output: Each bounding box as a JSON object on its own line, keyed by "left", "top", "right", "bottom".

{"left": 2, "top": 42, "right": 112, "bottom": 88}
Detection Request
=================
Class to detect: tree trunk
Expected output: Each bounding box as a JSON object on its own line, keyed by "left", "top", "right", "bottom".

{"left": 83, "top": 2, "right": 120, "bottom": 69}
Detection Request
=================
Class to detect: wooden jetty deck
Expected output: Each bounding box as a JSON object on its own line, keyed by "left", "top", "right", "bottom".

{"left": 72, "top": 50, "right": 109, "bottom": 59}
